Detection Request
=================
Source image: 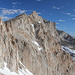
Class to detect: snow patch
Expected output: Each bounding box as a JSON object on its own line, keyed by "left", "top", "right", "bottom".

{"left": 61, "top": 46, "right": 75, "bottom": 61}
{"left": 19, "top": 61, "right": 26, "bottom": 68}
{"left": 38, "top": 21, "right": 41, "bottom": 23}
{"left": 0, "top": 62, "right": 33, "bottom": 75}
{"left": 32, "top": 40, "right": 42, "bottom": 51}
{"left": 31, "top": 24, "right": 34, "bottom": 27}
{"left": 38, "top": 47, "right": 43, "bottom": 51}
{"left": 19, "top": 61, "right": 33, "bottom": 75}
{"left": 31, "top": 24, "right": 35, "bottom": 32}
{"left": 61, "top": 46, "right": 75, "bottom": 54}
{"left": 0, "top": 63, "right": 18, "bottom": 75}
{"left": 32, "top": 40, "right": 39, "bottom": 46}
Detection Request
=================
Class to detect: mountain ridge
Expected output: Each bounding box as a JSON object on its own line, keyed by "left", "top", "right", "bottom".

{"left": 0, "top": 11, "right": 75, "bottom": 75}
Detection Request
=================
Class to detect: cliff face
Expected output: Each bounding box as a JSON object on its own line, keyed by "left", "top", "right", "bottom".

{"left": 57, "top": 30, "right": 75, "bottom": 49}
{"left": 0, "top": 11, "right": 75, "bottom": 75}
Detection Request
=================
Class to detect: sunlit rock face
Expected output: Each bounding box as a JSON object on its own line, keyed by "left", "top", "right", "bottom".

{"left": 0, "top": 11, "right": 75, "bottom": 75}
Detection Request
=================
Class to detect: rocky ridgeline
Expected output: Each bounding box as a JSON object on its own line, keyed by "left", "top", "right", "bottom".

{"left": 0, "top": 11, "right": 75, "bottom": 75}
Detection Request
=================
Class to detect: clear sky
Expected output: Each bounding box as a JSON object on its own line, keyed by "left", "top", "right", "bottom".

{"left": 0, "top": 0, "right": 75, "bottom": 36}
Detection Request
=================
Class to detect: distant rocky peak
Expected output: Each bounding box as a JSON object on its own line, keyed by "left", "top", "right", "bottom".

{"left": 29, "top": 11, "right": 43, "bottom": 22}
{"left": 31, "top": 11, "right": 38, "bottom": 16}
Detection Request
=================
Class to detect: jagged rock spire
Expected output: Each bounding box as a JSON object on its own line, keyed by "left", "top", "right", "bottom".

{"left": 29, "top": 11, "right": 43, "bottom": 22}
{"left": 31, "top": 11, "right": 38, "bottom": 16}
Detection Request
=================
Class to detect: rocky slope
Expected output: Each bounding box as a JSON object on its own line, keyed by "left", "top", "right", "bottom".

{"left": 0, "top": 11, "right": 75, "bottom": 75}
{"left": 57, "top": 30, "right": 75, "bottom": 49}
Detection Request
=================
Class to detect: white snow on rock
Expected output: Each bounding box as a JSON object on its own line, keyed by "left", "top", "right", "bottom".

{"left": 19, "top": 61, "right": 33, "bottom": 75}
{"left": 0, "top": 62, "right": 33, "bottom": 75}
{"left": 0, "top": 63, "right": 18, "bottom": 75}
{"left": 38, "top": 21, "right": 41, "bottom": 23}
{"left": 38, "top": 47, "right": 43, "bottom": 51}
{"left": 61, "top": 46, "right": 75, "bottom": 54}
{"left": 32, "top": 40, "right": 42, "bottom": 51}
{"left": 61, "top": 46, "right": 75, "bottom": 61}
{"left": 19, "top": 61, "right": 26, "bottom": 68}
{"left": 32, "top": 40, "right": 39, "bottom": 46}
{"left": 31, "top": 24, "right": 35, "bottom": 32}
{"left": 31, "top": 24, "right": 34, "bottom": 27}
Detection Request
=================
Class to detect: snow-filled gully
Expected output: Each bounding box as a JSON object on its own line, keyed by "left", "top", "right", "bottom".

{"left": 61, "top": 46, "right": 75, "bottom": 61}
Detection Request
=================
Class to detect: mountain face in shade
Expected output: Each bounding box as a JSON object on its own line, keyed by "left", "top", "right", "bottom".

{"left": 57, "top": 30, "right": 75, "bottom": 49}
{"left": 0, "top": 11, "right": 75, "bottom": 75}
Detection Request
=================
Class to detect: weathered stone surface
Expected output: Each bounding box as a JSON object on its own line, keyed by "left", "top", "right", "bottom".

{"left": 0, "top": 11, "right": 75, "bottom": 75}
{"left": 57, "top": 30, "right": 75, "bottom": 49}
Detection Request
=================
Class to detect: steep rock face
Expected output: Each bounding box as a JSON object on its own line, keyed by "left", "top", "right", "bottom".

{"left": 57, "top": 30, "right": 75, "bottom": 49}
{"left": 0, "top": 11, "right": 75, "bottom": 75}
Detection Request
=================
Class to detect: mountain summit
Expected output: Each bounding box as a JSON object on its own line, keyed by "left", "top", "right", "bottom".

{"left": 0, "top": 11, "right": 75, "bottom": 75}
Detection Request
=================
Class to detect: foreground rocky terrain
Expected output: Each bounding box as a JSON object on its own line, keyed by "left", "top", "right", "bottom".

{"left": 0, "top": 11, "right": 75, "bottom": 75}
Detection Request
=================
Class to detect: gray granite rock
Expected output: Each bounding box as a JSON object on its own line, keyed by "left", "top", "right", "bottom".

{"left": 0, "top": 11, "right": 75, "bottom": 75}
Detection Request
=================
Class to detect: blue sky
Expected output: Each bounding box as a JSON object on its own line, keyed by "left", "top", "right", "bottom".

{"left": 0, "top": 0, "right": 75, "bottom": 36}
